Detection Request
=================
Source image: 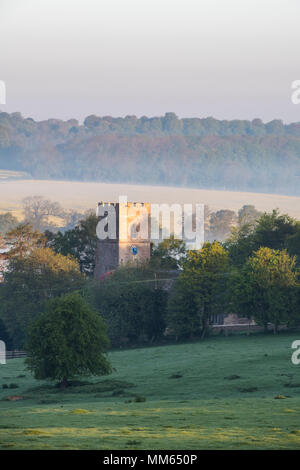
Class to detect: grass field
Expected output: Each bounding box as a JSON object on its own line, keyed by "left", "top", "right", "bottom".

{"left": 1, "top": 332, "right": 300, "bottom": 450}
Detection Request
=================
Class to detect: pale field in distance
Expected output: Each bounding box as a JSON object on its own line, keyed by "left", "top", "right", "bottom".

{"left": 0, "top": 179, "right": 300, "bottom": 219}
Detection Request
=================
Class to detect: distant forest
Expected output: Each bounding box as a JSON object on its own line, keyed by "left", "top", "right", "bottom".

{"left": 0, "top": 111, "right": 300, "bottom": 195}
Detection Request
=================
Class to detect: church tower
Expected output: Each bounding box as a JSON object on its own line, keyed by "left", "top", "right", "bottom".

{"left": 94, "top": 201, "right": 151, "bottom": 279}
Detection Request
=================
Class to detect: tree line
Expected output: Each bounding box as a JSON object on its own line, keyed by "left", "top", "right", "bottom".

{"left": 0, "top": 206, "right": 299, "bottom": 352}
{"left": 1, "top": 111, "right": 300, "bottom": 194}
{"left": 0, "top": 194, "right": 261, "bottom": 244}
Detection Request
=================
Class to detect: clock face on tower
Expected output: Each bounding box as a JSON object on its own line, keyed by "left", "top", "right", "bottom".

{"left": 131, "top": 245, "right": 138, "bottom": 255}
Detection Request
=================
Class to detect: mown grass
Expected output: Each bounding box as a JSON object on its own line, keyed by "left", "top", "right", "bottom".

{"left": 1, "top": 332, "right": 300, "bottom": 449}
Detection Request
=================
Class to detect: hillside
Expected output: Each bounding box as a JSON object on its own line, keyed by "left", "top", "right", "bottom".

{"left": 1, "top": 180, "right": 300, "bottom": 220}
{"left": 0, "top": 112, "right": 300, "bottom": 195}
{"left": 1, "top": 333, "right": 300, "bottom": 450}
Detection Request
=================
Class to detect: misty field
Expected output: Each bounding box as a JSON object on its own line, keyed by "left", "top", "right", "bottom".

{"left": 1, "top": 333, "right": 300, "bottom": 450}
{"left": 1, "top": 179, "right": 300, "bottom": 219}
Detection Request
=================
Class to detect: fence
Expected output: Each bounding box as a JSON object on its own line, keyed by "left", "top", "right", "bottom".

{"left": 5, "top": 351, "right": 27, "bottom": 360}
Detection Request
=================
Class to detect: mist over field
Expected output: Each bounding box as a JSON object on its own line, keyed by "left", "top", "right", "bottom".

{"left": 1, "top": 179, "right": 300, "bottom": 220}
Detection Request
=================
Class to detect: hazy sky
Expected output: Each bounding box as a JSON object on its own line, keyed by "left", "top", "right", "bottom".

{"left": 0, "top": 0, "right": 299, "bottom": 123}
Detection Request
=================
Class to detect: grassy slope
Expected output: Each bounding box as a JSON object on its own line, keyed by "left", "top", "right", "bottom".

{"left": 1, "top": 333, "right": 300, "bottom": 450}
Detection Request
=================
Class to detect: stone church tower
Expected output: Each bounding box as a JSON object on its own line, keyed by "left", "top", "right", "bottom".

{"left": 94, "top": 201, "right": 151, "bottom": 279}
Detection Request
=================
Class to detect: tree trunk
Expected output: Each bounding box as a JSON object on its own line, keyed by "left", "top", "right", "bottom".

{"left": 60, "top": 377, "right": 68, "bottom": 390}
{"left": 273, "top": 323, "right": 278, "bottom": 335}
{"left": 263, "top": 322, "right": 268, "bottom": 334}
{"left": 201, "top": 320, "right": 208, "bottom": 339}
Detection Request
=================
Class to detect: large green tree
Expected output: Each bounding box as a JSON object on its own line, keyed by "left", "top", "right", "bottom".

{"left": 231, "top": 247, "right": 299, "bottom": 333}
{"left": 92, "top": 264, "right": 168, "bottom": 346}
{"left": 253, "top": 211, "right": 297, "bottom": 250}
{"left": 226, "top": 210, "right": 299, "bottom": 267}
{"left": 25, "top": 292, "right": 111, "bottom": 389}
{"left": 167, "top": 242, "right": 229, "bottom": 339}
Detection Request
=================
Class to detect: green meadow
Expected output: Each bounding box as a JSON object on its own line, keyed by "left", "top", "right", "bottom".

{"left": 1, "top": 332, "right": 300, "bottom": 450}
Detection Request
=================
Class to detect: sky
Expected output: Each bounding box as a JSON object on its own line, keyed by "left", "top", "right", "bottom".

{"left": 0, "top": 0, "right": 299, "bottom": 123}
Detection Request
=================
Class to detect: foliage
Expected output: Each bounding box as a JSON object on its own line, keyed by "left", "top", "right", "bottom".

{"left": 237, "top": 205, "right": 262, "bottom": 227}
{"left": 0, "top": 316, "right": 12, "bottom": 349}
{"left": 92, "top": 264, "right": 168, "bottom": 346}
{"left": 0, "top": 246, "right": 84, "bottom": 347}
{"left": 0, "top": 212, "right": 18, "bottom": 235}
{"left": 46, "top": 212, "right": 98, "bottom": 275}
{"left": 167, "top": 242, "right": 229, "bottom": 339}
{"left": 167, "top": 278, "right": 200, "bottom": 339}
{"left": 4, "top": 223, "right": 44, "bottom": 259}
{"left": 1, "top": 111, "right": 300, "bottom": 194}
{"left": 0, "top": 233, "right": 6, "bottom": 260}
{"left": 22, "top": 195, "right": 64, "bottom": 231}
{"left": 25, "top": 292, "right": 111, "bottom": 388}
{"left": 253, "top": 211, "right": 298, "bottom": 250}
{"left": 150, "top": 236, "right": 186, "bottom": 270}
{"left": 225, "top": 223, "right": 255, "bottom": 267}
{"left": 285, "top": 222, "right": 300, "bottom": 263}
{"left": 209, "top": 210, "right": 237, "bottom": 241}
{"left": 230, "top": 247, "right": 299, "bottom": 333}
{"left": 226, "top": 210, "right": 299, "bottom": 266}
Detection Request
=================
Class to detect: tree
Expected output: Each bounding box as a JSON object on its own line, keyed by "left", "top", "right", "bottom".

{"left": 167, "top": 242, "right": 229, "bottom": 339}
{"left": 5, "top": 223, "right": 43, "bottom": 259}
{"left": 209, "top": 210, "right": 237, "bottom": 241}
{"left": 0, "top": 247, "right": 84, "bottom": 347}
{"left": 253, "top": 210, "right": 297, "bottom": 250}
{"left": 225, "top": 223, "right": 256, "bottom": 267}
{"left": 226, "top": 210, "right": 299, "bottom": 267}
{"left": 0, "top": 316, "right": 12, "bottom": 349}
{"left": 232, "top": 247, "right": 299, "bottom": 334}
{"left": 93, "top": 264, "right": 168, "bottom": 346}
{"left": 238, "top": 205, "right": 261, "bottom": 227}
{"left": 162, "top": 112, "right": 182, "bottom": 134}
{"left": 1, "top": 111, "right": 300, "bottom": 195}
{"left": 0, "top": 232, "right": 5, "bottom": 252}
{"left": 0, "top": 233, "right": 7, "bottom": 280}
{"left": 22, "top": 195, "right": 64, "bottom": 231}
{"left": 285, "top": 221, "right": 300, "bottom": 264}
{"left": 46, "top": 212, "right": 98, "bottom": 275}
{"left": 167, "top": 278, "right": 199, "bottom": 339}
{"left": 150, "top": 236, "right": 186, "bottom": 270}
{"left": 0, "top": 212, "right": 18, "bottom": 235}
{"left": 25, "top": 292, "right": 111, "bottom": 389}
{"left": 60, "top": 209, "right": 92, "bottom": 231}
